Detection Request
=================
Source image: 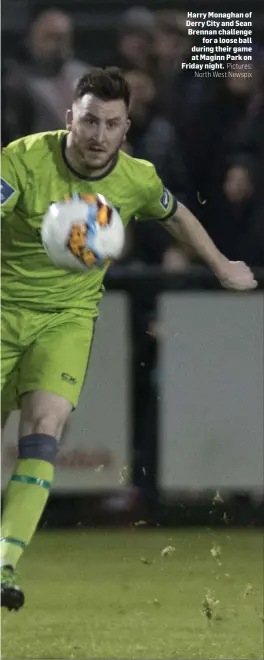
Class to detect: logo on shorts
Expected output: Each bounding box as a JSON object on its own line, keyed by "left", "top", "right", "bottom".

{"left": 61, "top": 372, "right": 77, "bottom": 385}
{"left": 160, "top": 186, "right": 170, "bottom": 211}
{"left": 1, "top": 178, "right": 16, "bottom": 205}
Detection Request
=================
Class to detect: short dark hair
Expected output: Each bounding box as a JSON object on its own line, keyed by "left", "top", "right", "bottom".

{"left": 74, "top": 67, "right": 131, "bottom": 109}
{"left": 28, "top": 4, "right": 70, "bottom": 26}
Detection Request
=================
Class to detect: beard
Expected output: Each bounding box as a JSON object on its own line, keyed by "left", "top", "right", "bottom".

{"left": 69, "top": 131, "right": 125, "bottom": 175}
{"left": 80, "top": 147, "right": 116, "bottom": 171}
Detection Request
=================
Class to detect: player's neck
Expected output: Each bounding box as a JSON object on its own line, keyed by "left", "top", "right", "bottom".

{"left": 64, "top": 135, "right": 116, "bottom": 179}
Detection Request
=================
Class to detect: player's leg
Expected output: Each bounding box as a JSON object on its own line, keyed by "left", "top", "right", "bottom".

{"left": 1, "top": 392, "right": 70, "bottom": 563}
{"left": 1, "top": 307, "right": 25, "bottom": 610}
{"left": 1, "top": 392, "right": 70, "bottom": 612}
{"left": 1, "top": 311, "right": 96, "bottom": 609}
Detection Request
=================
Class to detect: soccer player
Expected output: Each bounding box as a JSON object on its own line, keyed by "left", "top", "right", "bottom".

{"left": 1, "top": 67, "right": 257, "bottom": 611}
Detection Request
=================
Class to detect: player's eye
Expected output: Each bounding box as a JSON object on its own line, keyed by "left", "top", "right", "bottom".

{"left": 85, "top": 118, "right": 97, "bottom": 125}
{"left": 107, "top": 121, "right": 119, "bottom": 129}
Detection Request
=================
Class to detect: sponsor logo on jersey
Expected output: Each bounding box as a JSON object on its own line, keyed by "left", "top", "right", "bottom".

{"left": 1, "top": 178, "right": 16, "bottom": 205}
{"left": 61, "top": 372, "right": 77, "bottom": 385}
{"left": 160, "top": 186, "right": 170, "bottom": 211}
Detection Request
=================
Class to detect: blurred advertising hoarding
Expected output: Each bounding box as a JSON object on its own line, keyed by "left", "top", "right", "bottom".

{"left": 159, "top": 293, "right": 264, "bottom": 494}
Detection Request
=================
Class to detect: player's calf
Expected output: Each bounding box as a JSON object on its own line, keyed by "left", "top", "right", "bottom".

{"left": 1, "top": 431, "right": 58, "bottom": 576}
{"left": 1, "top": 392, "right": 72, "bottom": 595}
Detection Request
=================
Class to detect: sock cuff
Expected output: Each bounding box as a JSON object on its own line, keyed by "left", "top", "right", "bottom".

{"left": 18, "top": 434, "right": 58, "bottom": 464}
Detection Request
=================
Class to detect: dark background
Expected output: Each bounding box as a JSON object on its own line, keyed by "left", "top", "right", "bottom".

{"left": 2, "top": 0, "right": 264, "bottom": 527}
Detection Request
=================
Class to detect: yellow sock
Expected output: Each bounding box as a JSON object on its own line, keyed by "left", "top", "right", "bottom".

{"left": 1, "top": 458, "right": 54, "bottom": 568}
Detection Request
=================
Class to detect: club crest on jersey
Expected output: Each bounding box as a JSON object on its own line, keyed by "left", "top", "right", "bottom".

{"left": 160, "top": 186, "right": 170, "bottom": 211}
{"left": 1, "top": 178, "right": 15, "bottom": 205}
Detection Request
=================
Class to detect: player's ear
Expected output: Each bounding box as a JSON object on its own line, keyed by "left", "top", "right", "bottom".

{"left": 66, "top": 109, "right": 73, "bottom": 131}
{"left": 123, "top": 118, "right": 131, "bottom": 142}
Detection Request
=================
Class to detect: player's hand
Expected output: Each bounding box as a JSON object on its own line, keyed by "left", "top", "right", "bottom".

{"left": 215, "top": 259, "right": 258, "bottom": 291}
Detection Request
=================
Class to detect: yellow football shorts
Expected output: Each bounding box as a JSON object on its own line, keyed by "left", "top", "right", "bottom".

{"left": 1, "top": 305, "right": 96, "bottom": 414}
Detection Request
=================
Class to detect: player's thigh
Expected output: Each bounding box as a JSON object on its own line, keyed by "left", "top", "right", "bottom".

{"left": 18, "top": 313, "right": 97, "bottom": 408}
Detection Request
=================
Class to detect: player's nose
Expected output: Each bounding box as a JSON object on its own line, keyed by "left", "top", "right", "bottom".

{"left": 95, "top": 122, "right": 107, "bottom": 144}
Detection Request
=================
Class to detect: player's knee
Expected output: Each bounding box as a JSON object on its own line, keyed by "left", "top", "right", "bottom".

{"left": 20, "top": 412, "right": 68, "bottom": 441}
{"left": 20, "top": 392, "right": 72, "bottom": 441}
{"left": 33, "top": 414, "right": 65, "bottom": 439}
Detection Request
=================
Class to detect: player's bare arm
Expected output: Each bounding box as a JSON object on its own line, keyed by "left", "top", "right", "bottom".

{"left": 163, "top": 202, "right": 257, "bottom": 291}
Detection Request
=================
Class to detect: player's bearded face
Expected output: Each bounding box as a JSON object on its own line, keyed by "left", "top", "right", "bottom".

{"left": 67, "top": 95, "right": 130, "bottom": 173}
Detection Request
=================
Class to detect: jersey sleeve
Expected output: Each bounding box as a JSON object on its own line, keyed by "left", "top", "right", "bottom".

{"left": 135, "top": 163, "right": 178, "bottom": 222}
{"left": 1, "top": 147, "right": 27, "bottom": 218}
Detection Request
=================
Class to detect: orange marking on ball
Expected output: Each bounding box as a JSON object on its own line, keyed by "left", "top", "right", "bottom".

{"left": 82, "top": 248, "right": 96, "bottom": 266}
{"left": 68, "top": 223, "right": 87, "bottom": 256}
{"left": 81, "top": 194, "right": 97, "bottom": 204}
{"left": 97, "top": 204, "right": 109, "bottom": 226}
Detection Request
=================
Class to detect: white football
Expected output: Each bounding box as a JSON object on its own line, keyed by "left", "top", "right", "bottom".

{"left": 41, "top": 194, "right": 125, "bottom": 272}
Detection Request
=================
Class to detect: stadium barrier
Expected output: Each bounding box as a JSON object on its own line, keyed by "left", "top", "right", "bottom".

{"left": 2, "top": 267, "right": 264, "bottom": 526}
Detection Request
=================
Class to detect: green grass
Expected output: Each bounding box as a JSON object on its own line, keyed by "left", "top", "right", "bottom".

{"left": 1, "top": 529, "right": 263, "bottom": 659}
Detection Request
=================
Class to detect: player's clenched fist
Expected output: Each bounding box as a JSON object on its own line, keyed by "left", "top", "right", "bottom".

{"left": 215, "top": 260, "right": 258, "bottom": 291}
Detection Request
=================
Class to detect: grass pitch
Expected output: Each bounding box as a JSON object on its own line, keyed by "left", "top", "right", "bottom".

{"left": 1, "top": 528, "right": 263, "bottom": 659}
